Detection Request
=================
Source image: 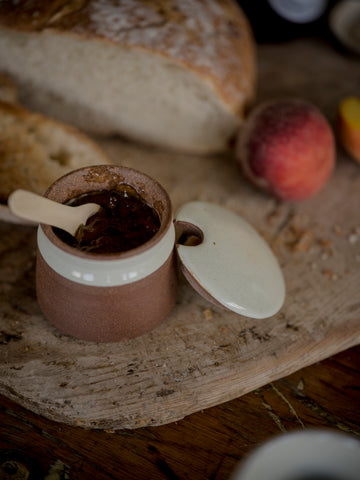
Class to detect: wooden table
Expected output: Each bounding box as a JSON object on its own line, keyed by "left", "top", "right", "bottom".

{"left": 0, "top": 346, "right": 359, "bottom": 479}
{"left": 0, "top": 36, "right": 360, "bottom": 479}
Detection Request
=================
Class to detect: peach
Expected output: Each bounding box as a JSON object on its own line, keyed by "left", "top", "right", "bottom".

{"left": 236, "top": 98, "right": 336, "bottom": 201}
{"left": 337, "top": 96, "right": 360, "bottom": 164}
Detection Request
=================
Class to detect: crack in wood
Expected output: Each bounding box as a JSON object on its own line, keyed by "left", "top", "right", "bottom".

{"left": 261, "top": 401, "right": 287, "bottom": 433}
{"left": 270, "top": 382, "right": 305, "bottom": 428}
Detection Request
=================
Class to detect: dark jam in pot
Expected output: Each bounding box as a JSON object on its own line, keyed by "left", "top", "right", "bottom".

{"left": 54, "top": 185, "right": 161, "bottom": 254}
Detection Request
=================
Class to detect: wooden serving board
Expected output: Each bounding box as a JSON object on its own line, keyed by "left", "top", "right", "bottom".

{"left": 0, "top": 38, "right": 359, "bottom": 430}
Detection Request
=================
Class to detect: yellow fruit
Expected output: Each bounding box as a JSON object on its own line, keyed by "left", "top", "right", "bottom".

{"left": 337, "top": 96, "right": 360, "bottom": 163}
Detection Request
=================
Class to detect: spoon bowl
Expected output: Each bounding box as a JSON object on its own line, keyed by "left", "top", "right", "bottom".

{"left": 8, "top": 189, "right": 101, "bottom": 236}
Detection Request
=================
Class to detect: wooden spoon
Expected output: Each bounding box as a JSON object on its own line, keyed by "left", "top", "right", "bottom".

{"left": 8, "top": 189, "right": 101, "bottom": 236}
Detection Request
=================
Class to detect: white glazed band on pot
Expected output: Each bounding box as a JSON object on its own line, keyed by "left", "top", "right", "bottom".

{"left": 37, "top": 222, "right": 176, "bottom": 287}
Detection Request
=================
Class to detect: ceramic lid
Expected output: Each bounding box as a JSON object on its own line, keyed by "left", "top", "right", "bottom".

{"left": 174, "top": 201, "right": 285, "bottom": 319}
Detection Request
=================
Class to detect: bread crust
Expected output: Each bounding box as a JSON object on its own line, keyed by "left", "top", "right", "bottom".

{"left": 0, "top": 99, "right": 112, "bottom": 203}
{"left": 0, "top": 0, "right": 256, "bottom": 116}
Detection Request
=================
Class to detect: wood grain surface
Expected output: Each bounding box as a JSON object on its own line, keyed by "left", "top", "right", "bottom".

{"left": 0, "top": 346, "right": 359, "bottom": 480}
{"left": 0, "top": 38, "right": 359, "bottom": 431}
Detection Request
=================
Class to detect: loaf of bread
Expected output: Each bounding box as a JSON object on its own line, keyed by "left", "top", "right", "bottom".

{"left": 0, "top": 100, "right": 112, "bottom": 204}
{"left": 0, "top": 0, "right": 256, "bottom": 154}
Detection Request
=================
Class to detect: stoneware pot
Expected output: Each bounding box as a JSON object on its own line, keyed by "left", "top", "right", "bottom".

{"left": 36, "top": 164, "right": 286, "bottom": 343}
{"left": 36, "top": 165, "right": 177, "bottom": 342}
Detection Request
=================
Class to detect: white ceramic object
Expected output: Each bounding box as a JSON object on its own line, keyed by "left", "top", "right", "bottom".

{"left": 329, "top": 0, "right": 360, "bottom": 55}
{"left": 175, "top": 201, "right": 285, "bottom": 319}
{"left": 268, "top": 0, "right": 327, "bottom": 24}
{"left": 231, "top": 430, "right": 360, "bottom": 480}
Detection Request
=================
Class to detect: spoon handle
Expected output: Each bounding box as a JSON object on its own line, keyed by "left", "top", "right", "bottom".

{"left": 8, "top": 189, "right": 100, "bottom": 236}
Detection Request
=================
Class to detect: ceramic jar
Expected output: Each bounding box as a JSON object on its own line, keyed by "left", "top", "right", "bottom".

{"left": 36, "top": 165, "right": 177, "bottom": 342}
{"left": 36, "top": 165, "right": 286, "bottom": 343}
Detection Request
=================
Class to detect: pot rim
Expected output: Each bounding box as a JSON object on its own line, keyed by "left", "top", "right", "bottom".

{"left": 41, "top": 164, "right": 173, "bottom": 261}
